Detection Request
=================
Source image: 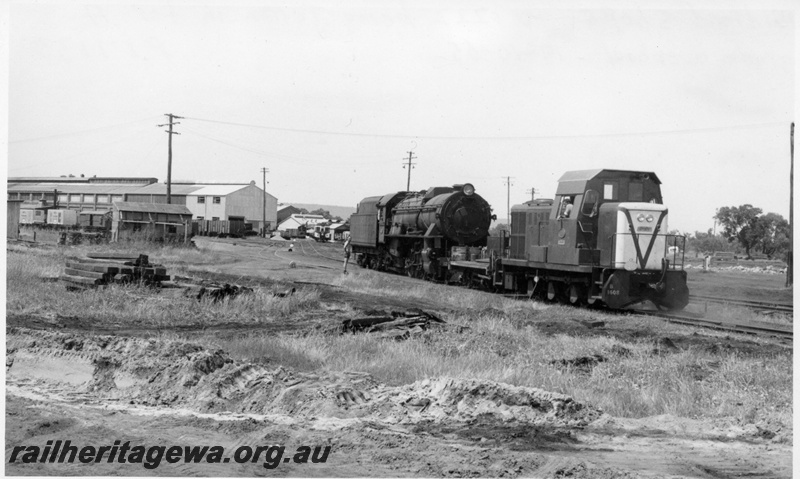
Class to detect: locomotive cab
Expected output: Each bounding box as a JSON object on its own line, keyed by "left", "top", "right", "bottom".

{"left": 545, "top": 169, "right": 664, "bottom": 267}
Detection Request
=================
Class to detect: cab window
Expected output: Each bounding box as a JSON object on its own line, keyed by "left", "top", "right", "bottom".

{"left": 603, "top": 182, "right": 618, "bottom": 200}
{"left": 581, "top": 190, "right": 599, "bottom": 216}
{"left": 557, "top": 195, "right": 578, "bottom": 218}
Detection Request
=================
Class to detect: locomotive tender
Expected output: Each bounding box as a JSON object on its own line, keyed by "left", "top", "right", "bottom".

{"left": 350, "top": 169, "right": 689, "bottom": 311}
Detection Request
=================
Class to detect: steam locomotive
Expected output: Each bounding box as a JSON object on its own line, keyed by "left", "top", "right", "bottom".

{"left": 350, "top": 169, "right": 689, "bottom": 311}
{"left": 349, "top": 183, "right": 494, "bottom": 279}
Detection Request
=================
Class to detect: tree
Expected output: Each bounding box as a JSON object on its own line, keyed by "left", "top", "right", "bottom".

{"left": 714, "top": 205, "right": 763, "bottom": 259}
{"left": 687, "top": 229, "right": 729, "bottom": 257}
{"left": 755, "top": 213, "right": 790, "bottom": 259}
{"left": 309, "top": 208, "right": 336, "bottom": 220}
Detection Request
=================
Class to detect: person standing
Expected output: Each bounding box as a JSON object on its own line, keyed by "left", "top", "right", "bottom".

{"left": 343, "top": 236, "right": 352, "bottom": 274}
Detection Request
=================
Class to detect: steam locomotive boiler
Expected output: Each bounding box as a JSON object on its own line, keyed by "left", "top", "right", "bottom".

{"left": 349, "top": 183, "right": 494, "bottom": 280}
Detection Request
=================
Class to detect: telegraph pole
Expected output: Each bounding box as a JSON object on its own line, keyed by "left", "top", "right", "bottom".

{"left": 402, "top": 151, "right": 417, "bottom": 191}
{"left": 158, "top": 113, "right": 183, "bottom": 204}
{"left": 526, "top": 187, "right": 539, "bottom": 202}
{"left": 268, "top": 168, "right": 269, "bottom": 238}
{"left": 503, "top": 176, "right": 515, "bottom": 226}
{"left": 788, "top": 122, "right": 794, "bottom": 287}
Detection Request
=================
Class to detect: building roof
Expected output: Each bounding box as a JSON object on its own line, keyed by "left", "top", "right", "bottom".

{"left": 8, "top": 178, "right": 277, "bottom": 200}
{"left": 113, "top": 202, "right": 192, "bottom": 215}
{"left": 78, "top": 210, "right": 112, "bottom": 215}
{"left": 190, "top": 184, "right": 248, "bottom": 196}
{"left": 8, "top": 176, "right": 157, "bottom": 184}
{"left": 7, "top": 183, "right": 148, "bottom": 194}
{"left": 132, "top": 183, "right": 205, "bottom": 195}
{"left": 329, "top": 222, "right": 349, "bottom": 231}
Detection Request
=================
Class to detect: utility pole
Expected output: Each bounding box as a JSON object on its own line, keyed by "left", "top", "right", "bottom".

{"left": 158, "top": 113, "right": 183, "bottom": 204}
{"left": 268, "top": 168, "right": 269, "bottom": 238}
{"left": 402, "top": 151, "right": 417, "bottom": 191}
{"left": 788, "top": 122, "right": 794, "bottom": 287}
{"left": 503, "top": 176, "right": 515, "bottom": 226}
{"left": 525, "top": 187, "right": 538, "bottom": 202}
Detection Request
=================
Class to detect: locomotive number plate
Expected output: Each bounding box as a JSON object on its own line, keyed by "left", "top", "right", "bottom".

{"left": 557, "top": 239, "right": 565, "bottom": 245}
{"left": 606, "top": 289, "right": 621, "bottom": 295}
{"left": 637, "top": 226, "right": 653, "bottom": 232}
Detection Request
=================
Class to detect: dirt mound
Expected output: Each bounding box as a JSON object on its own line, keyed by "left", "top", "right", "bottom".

{"left": 7, "top": 329, "right": 601, "bottom": 430}
{"left": 367, "top": 377, "right": 602, "bottom": 427}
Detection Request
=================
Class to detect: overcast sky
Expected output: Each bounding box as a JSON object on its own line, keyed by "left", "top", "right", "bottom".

{"left": 4, "top": 0, "right": 796, "bottom": 234}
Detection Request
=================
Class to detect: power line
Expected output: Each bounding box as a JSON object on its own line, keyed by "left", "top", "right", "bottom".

{"left": 8, "top": 123, "right": 158, "bottom": 172}
{"left": 183, "top": 116, "right": 789, "bottom": 141}
{"left": 181, "top": 126, "right": 395, "bottom": 167}
{"left": 10, "top": 116, "right": 160, "bottom": 143}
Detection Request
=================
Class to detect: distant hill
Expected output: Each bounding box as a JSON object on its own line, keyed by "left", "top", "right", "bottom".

{"left": 285, "top": 203, "right": 357, "bottom": 221}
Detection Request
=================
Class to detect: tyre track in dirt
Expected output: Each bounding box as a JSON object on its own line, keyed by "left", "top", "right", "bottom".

{"left": 6, "top": 329, "right": 792, "bottom": 478}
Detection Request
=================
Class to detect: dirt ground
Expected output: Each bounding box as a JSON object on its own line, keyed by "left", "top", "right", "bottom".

{"left": 5, "top": 237, "right": 793, "bottom": 478}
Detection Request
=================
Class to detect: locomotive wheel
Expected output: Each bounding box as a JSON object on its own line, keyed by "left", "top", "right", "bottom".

{"left": 568, "top": 284, "right": 585, "bottom": 305}
{"left": 546, "top": 282, "right": 559, "bottom": 302}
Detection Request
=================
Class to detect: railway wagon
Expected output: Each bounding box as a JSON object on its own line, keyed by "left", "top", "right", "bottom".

{"left": 350, "top": 183, "right": 494, "bottom": 279}
{"left": 450, "top": 169, "right": 689, "bottom": 310}
{"left": 46, "top": 209, "right": 79, "bottom": 226}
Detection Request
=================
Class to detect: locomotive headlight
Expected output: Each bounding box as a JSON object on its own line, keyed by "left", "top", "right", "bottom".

{"left": 463, "top": 183, "right": 475, "bottom": 196}
{"left": 637, "top": 214, "right": 646, "bottom": 222}
{"left": 646, "top": 214, "right": 654, "bottom": 223}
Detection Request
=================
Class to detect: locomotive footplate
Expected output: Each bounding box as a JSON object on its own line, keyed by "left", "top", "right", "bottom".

{"left": 602, "top": 269, "right": 689, "bottom": 310}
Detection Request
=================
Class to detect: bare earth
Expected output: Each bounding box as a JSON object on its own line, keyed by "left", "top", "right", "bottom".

{"left": 5, "top": 237, "right": 793, "bottom": 478}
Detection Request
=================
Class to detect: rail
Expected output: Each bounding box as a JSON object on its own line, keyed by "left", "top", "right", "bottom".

{"left": 634, "top": 310, "right": 793, "bottom": 339}
{"left": 689, "top": 294, "right": 793, "bottom": 315}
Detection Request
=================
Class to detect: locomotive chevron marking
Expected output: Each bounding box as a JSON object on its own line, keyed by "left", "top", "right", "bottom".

{"left": 621, "top": 208, "right": 668, "bottom": 270}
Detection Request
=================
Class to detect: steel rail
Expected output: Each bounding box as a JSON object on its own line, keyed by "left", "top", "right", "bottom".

{"left": 689, "top": 294, "right": 793, "bottom": 314}
{"left": 635, "top": 310, "right": 793, "bottom": 339}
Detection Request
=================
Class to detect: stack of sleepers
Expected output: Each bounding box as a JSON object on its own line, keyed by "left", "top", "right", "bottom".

{"left": 60, "top": 253, "right": 170, "bottom": 288}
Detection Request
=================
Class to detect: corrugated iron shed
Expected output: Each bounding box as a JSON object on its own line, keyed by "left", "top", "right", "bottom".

{"left": 8, "top": 183, "right": 148, "bottom": 194}
{"left": 113, "top": 202, "right": 192, "bottom": 215}
{"left": 131, "top": 183, "right": 205, "bottom": 195}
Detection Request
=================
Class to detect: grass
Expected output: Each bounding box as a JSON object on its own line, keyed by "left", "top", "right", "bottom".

{"left": 687, "top": 268, "right": 792, "bottom": 304}
{"left": 211, "top": 312, "right": 792, "bottom": 433}
{"left": 7, "top": 242, "right": 794, "bottom": 436}
{"left": 6, "top": 242, "right": 320, "bottom": 326}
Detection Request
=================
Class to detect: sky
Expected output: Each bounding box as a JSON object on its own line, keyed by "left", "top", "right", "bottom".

{"left": 4, "top": 0, "right": 796, "bottom": 234}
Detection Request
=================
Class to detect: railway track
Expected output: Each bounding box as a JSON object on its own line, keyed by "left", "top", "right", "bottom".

{"left": 635, "top": 309, "right": 793, "bottom": 340}
{"left": 195, "top": 239, "right": 793, "bottom": 340}
{"left": 689, "top": 294, "right": 793, "bottom": 315}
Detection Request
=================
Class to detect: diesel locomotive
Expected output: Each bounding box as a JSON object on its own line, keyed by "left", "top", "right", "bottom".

{"left": 349, "top": 183, "right": 494, "bottom": 279}
{"left": 350, "top": 169, "right": 689, "bottom": 311}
